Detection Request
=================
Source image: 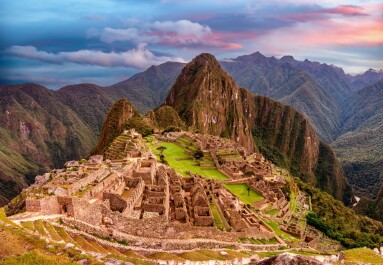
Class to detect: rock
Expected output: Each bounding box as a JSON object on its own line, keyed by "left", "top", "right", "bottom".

{"left": 35, "top": 173, "right": 50, "bottom": 186}
{"left": 380, "top": 246, "right": 383, "bottom": 255}
{"left": 104, "top": 258, "right": 122, "bottom": 265}
{"left": 78, "top": 259, "right": 90, "bottom": 265}
{"left": 220, "top": 251, "right": 228, "bottom": 256}
{"left": 165, "top": 226, "right": 176, "bottom": 237}
{"left": 103, "top": 216, "right": 114, "bottom": 225}
{"left": 65, "top": 243, "right": 75, "bottom": 249}
{"left": 374, "top": 248, "right": 380, "bottom": 254}
{"left": 54, "top": 187, "right": 68, "bottom": 196}
{"left": 255, "top": 253, "right": 324, "bottom": 264}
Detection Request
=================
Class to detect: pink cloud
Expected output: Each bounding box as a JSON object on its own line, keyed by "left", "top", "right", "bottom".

{"left": 262, "top": 19, "right": 383, "bottom": 49}
{"left": 94, "top": 19, "right": 241, "bottom": 50}
{"left": 284, "top": 5, "right": 369, "bottom": 23}
{"left": 323, "top": 5, "right": 369, "bottom": 16}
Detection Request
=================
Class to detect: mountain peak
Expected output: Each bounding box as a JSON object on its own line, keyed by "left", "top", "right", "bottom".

{"left": 165, "top": 53, "right": 253, "bottom": 150}
{"left": 280, "top": 55, "right": 296, "bottom": 62}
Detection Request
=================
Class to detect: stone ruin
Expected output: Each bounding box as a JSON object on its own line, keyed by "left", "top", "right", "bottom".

{"left": 20, "top": 129, "right": 335, "bottom": 251}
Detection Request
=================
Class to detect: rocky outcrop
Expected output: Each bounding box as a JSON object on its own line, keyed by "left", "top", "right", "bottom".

{"left": 165, "top": 53, "right": 253, "bottom": 151}
{"left": 94, "top": 99, "right": 137, "bottom": 154}
{"left": 145, "top": 105, "right": 186, "bottom": 131}
{"left": 256, "top": 253, "right": 324, "bottom": 265}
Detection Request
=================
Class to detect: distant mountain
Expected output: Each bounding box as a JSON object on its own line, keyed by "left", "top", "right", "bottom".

{"left": 109, "top": 62, "right": 185, "bottom": 114}
{"left": 348, "top": 68, "right": 383, "bottom": 91}
{"left": 332, "top": 80, "right": 383, "bottom": 198}
{"left": 165, "top": 53, "right": 353, "bottom": 204}
{"left": 0, "top": 84, "right": 98, "bottom": 205}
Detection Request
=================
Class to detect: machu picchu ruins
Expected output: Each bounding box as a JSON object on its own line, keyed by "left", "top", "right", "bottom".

{"left": 3, "top": 128, "right": 341, "bottom": 263}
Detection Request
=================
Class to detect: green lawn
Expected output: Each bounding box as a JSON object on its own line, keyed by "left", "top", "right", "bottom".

{"left": 210, "top": 203, "right": 224, "bottom": 231}
{"left": 266, "top": 209, "right": 280, "bottom": 216}
{"left": 342, "top": 248, "right": 383, "bottom": 264}
{"left": 224, "top": 184, "right": 264, "bottom": 205}
{"left": 145, "top": 141, "right": 228, "bottom": 180}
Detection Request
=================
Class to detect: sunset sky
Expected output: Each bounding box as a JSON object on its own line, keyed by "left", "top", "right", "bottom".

{"left": 0, "top": 0, "right": 382, "bottom": 88}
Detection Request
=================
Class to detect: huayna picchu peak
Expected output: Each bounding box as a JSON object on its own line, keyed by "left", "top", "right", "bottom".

{"left": 166, "top": 53, "right": 353, "bottom": 205}
{"left": 165, "top": 53, "right": 254, "bottom": 152}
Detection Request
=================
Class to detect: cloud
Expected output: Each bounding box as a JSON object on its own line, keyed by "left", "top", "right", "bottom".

{"left": 323, "top": 5, "right": 369, "bottom": 16}
{"left": 152, "top": 19, "right": 211, "bottom": 40}
{"left": 5, "top": 44, "right": 186, "bottom": 69}
{"left": 98, "top": 27, "right": 158, "bottom": 44}
{"left": 94, "top": 20, "right": 241, "bottom": 49}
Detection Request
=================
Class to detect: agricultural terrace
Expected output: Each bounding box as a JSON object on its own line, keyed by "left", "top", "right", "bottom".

{"left": 144, "top": 137, "right": 228, "bottom": 180}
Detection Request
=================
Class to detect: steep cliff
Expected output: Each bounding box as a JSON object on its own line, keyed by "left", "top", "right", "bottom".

{"left": 0, "top": 84, "right": 97, "bottom": 205}
{"left": 95, "top": 99, "right": 137, "bottom": 154}
{"left": 165, "top": 53, "right": 353, "bottom": 203}
{"left": 165, "top": 53, "right": 253, "bottom": 151}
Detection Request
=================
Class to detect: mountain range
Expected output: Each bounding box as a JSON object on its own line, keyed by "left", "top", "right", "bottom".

{"left": 0, "top": 52, "right": 382, "bottom": 220}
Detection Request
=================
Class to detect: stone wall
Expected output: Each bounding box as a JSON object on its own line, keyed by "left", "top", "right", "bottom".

{"left": 72, "top": 198, "right": 104, "bottom": 225}
{"left": 122, "top": 179, "right": 144, "bottom": 216}
{"left": 40, "top": 196, "right": 61, "bottom": 215}
{"left": 103, "top": 193, "right": 127, "bottom": 212}
{"left": 26, "top": 198, "right": 41, "bottom": 212}
{"left": 68, "top": 168, "right": 106, "bottom": 195}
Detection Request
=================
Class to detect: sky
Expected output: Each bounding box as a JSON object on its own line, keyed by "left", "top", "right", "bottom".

{"left": 0, "top": 0, "right": 382, "bottom": 89}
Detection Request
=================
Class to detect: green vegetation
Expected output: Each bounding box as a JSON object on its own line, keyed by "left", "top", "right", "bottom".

{"left": 146, "top": 140, "right": 228, "bottom": 180}
{"left": 0, "top": 251, "right": 78, "bottom": 265}
{"left": 298, "top": 179, "right": 383, "bottom": 248}
{"left": 33, "top": 220, "right": 48, "bottom": 237}
{"left": 147, "top": 252, "right": 185, "bottom": 261}
{"left": 20, "top": 221, "right": 34, "bottom": 231}
{"left": 341, "top": 248, "right": 383, "bottom": 264}
{"left": 178, "top": 249, "right": 249, "bottom": 261}
{"left": 238, "top": 237, "right": 278, "bottom": 244}
{"left": 125, "top": 113, "right": 153, "bottom": 137}
{"left": 0, "top": 208, "right": 16, "bottom": 226}
{"left": 44, "top": 222, "right": 64, "bottom": 241}
{"left": 224, "top": 184, "right": 263, "bottom": 204}
{"left": 210, "top": 203, "right": 224, "bottom": 231}
{"left": 266, "top": 209, "right": 279, "bottom": 216}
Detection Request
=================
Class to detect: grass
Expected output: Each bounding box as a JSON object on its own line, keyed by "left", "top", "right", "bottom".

{"left": 20, "top": 221, "right": 34, "bottom": 231}
{"left": 178, "top": 249, "right": 249, "bottom": 261}
{"left": 147, "top": 252, "right": 185, "bottom": 261}
{"left": 43, "top": 222, "right": 63, "bottom": 241}
{"left": 33, "top": 220, "right": 48, "bottom": 237}
{"left": 145, "top": 140, "right": 228, "bottom": 180}
{"left": 266, "top": 209, "right": 280, "bottom": 216}
{"left": 340, "top": 248, "right": 383, "bottom": 264}
{"left": 240, "top": 237, "right": 279, "bottom": 245}
{"left": 224, "top": 184, "right": 264, "bottom": 205}
{"left": 0, "top": 251, "right": 77, "bottom": 265}
{"left": 53, "top": 226, "right": 77, "bottom": 244}
{"left": 72, "top": 235, "right": 98, "bottom": 252}
{"left": 210, "top": 203, "right": 224, "bottom": 231}
{"left": 260, "top": 218, "right": 299, "bottom": 243}
{"left": 0, "top": 208, "right": 16, "bottom": 226}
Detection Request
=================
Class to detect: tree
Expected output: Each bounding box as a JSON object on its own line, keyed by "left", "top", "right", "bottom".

{"left": 156, "top": 146, "right": 167, "bottom": 155}
{"left": 193, "top": 148, "right": 204, "bottom": 160}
